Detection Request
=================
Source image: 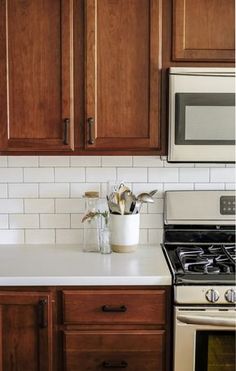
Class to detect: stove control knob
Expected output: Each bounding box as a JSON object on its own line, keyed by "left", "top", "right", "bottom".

{"left": 205, "top": 289, "right": 219, "bottom": 303}
{"left": 225, "top": 289, "right": 236, "bottom": 303}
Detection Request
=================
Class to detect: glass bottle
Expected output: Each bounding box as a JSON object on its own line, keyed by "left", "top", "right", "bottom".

{"left": 83, "top": 191, "right": 100, "bottom": 252}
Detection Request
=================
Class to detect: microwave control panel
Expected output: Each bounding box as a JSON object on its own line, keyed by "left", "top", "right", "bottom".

{"left": 220, "top": 196, "right": 235, "bottom": 215}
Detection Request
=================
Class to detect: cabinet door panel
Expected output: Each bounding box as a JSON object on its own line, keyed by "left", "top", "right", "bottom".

{"left": 0, "top": 0, "right": 74, "bottom": 152}
{"left": 64, "top": 330, "right": 165, "bottom": 371}
{"left": 0, "top": 292, "right": 52, "bottom": 371}
{"left": 85, "top": 0, "right": 161, "bottom": 151}
{"left": 173, "top": 0, "right": 235, "bottom": 61}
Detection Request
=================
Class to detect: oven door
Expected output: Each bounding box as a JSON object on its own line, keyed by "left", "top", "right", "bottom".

{"left": 168, "top": 68, "right": 235, "bottom": 162}
{"left": 174, "top": 307, "right": 236, "bottom": 371}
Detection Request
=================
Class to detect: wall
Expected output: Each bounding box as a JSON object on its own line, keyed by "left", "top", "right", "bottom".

{"left": 0, "top": 156, "right": 234, "bottom": 245}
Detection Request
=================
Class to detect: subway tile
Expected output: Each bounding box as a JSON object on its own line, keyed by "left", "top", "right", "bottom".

{"left": 8, "top": 156, "right": 38, "bottom": 167}
{"left": 133, "top": 156, "right": 163, "bottom": 167}
{"left": 132, "top": 183, "right": 163, "bottom": 198}
{"left": 163, "top": 183, "right": 194, "bottom": 191}
{"left": 102, "top": 156, "right": 132, "bottom": 167}
{"left": 195, "top": 163, "right": 225, "bottom": 168}
{"left": 179, "top": 168, "right": 209, "bottom": 183}
{"left": 225, "top": 164, "right": 235, "bottom": 168}
{"left": 0, "top": 168, "right": 23, "bottom": 183}
{"left": 39, "top": 156, "right": 69, "bottom": 167}
{"left": 0, "top": 156, "right": 7, "bottom": 167}
{"left": 0, "top": 230, "right": 24, "bottom": 244}
{"left": 24, "top": 168, "right": 54, "bottom": 182}
{"left": 86, "top": 168, "right": 116, "bottom": 183}
{"left": 9, "top": 184, "right": 38, "bottom": 198}
{"left": 225, "top": 184, "right": 236, "bottom": 190}
{"left": 56, "top": 199, "right": 85, "bottom": 213}
{"left": 0, "top": 199, "right": 23, "bottom": 213}
{"left": 40, "top": 214, "right": 70, "bottom": 229}
{"left": 39, "top": 183, "right": 69, "bottom": 198}
{"left": 194, "top": 183, "right": 225, "bottom": 190}
{"left": 117, "top": 168, "right": 147, "bottom": 182}
{"left": 0, "top": 215, "right": 8, "bottom": 228}
{"left": 148, "top": 199, "right": 164, "bottom": 214}
{"left": 140, "top": 214, "right": 163, "bottom": 229}
{"left": 139, "top": 229, "right": 148, "bottom": 244}
{"left": 149, "top": 168, "right": 178, "bottom": 183}
{"left": 25, "top": 229, "right": 55, "bottom": 244}
{"left": 56, "top": 229, "right": 84, "bottom": 244}
{"left": 148, "top": 229, "right": 163, "bottom": 245}
{"left": 55, "top": 168, "right": 85, "bottom": 182}
{"left": 71, "top": 183, "right": 100, "bottom": 198}
{"left": 24, "top": 199, "right": 54, "bottom": 213}
{"left": 71, "top": 214, "right": 84, "bottom": 228}
{"left": 210, "top": 168, "right": 235, "bottom": 183}
{"left": 9, "top": 214, "right": 39, "bottom": 229}
{"left": 0, "top": 184, "right": 7, "bottom": 198}
{"left": 71, "top": 156, "right": 101, "bottom": 167}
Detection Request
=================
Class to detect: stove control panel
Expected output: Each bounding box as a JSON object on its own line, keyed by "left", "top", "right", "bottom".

{"left": 205, "top": 289, "right": 219, "bottom": 303}
{"left": 225, "top": 289, "right": 236, "bottom": 303}
{"left": 220, "top": 196, "right": 235, "bottom": 215}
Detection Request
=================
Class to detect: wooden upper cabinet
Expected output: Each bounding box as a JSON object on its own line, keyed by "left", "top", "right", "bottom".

{"left": 85, "top": 0, "right": 162, "bottom": 151}
{"left": 0, "top": 291, "right": 52, "bottom": 371}
{"left": 173, "top": 0, "right": 235, "bottom": 62}
{"left": 0, "top": 0, "right": 74, "bottom": 152}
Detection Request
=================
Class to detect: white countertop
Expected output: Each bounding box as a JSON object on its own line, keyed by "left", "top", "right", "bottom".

{"left": 0, "top": 244, "right": 171, "bottom": 286}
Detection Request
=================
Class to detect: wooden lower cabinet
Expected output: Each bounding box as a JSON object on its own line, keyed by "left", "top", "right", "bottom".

{"left": 64, "top": 330, "right": 165, "bottom": 371}
{"left": 0, "top": 291, "right": 53, "bottom": 371}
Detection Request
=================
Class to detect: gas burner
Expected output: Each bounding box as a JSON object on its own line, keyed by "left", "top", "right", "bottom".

{"left": 208, "top": 245, "right": 222, "bottom": 253}
{"left": 177, "top": 246, "right": 204, "bottom": 257}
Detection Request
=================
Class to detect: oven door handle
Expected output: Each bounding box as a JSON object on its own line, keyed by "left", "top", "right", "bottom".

{"left": 177, "top": 314, "right": 236, "bottom": 327}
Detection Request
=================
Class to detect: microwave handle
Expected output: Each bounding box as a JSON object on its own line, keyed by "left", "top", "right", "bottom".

{"left": 177, "top": 314, "right": 236, "bottom": 327}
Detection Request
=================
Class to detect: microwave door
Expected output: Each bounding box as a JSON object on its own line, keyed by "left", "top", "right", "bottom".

{"left": 168, "top": 71, "right": 235, "bottom": 162}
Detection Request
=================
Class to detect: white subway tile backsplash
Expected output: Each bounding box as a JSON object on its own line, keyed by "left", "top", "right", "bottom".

{"left": 0, "top": 199, "right": 23, "bottom": 213}
{"left": 24, "top": 168, "right": 54, "bottom": 182}
{"left": 0, "top": 230, "right": 24, "bottom": 244}
{"left": 56, "top": 199, "right": 85, "bottom": 213}
{"left": 71, "top": 156, "right": 101, "bottom": 167}
{"left": 56, "top": 229, "right": 83, "bottom": 244}
{"left": 9, "top": 184, "right": 38, "bottom": 198}
{"left": 210, "top": 168, "right": 235, "bottom": 183}
{"left": 8, "top": 156, "right": 38, "bottom": 167}
{"left": 0, "top": 184, "right": 7, "bottom": 198}
{"left": 55, "top": 168, "right": 85, "bottom": 182}
{"left": 0, "top": 168, "right": 23, "bottom": 183}
{"left": 0, "top": 215, "right": 8, "bottom": 228}
{"left": 149, "top": 168, "right": 178, "bottom": 183}
{"left": 86, "top": 168, "right": 116, "bottom": 182}
{"left": 40, "top": 214, "right": 70, "bottom": 228}
{"left": 102, "top": 156, "right": 132, "bottom": 167}
{"left": 39, "top": 183, "right": 69, "bottom": 198}
{"left": 39, "top": 156, "right": 69, "bottom": 167}
{"left": 9, "top": 214, "right": 39, "bottom": 229}
{"left": 0, "top": 155, "right": 232, "bottom": 245}
{"left": 117, "top": 168, "right": 147, "bottom": 182}
{"left": 179, "top": 168, "right": 209, "bottom": 183}
{"left": 133, "top": 156, "right": 163, "bottom": 167}
{"left": 25, "top": 229, "right": 55, "bottom": 244}
{"left": 24, "top": 199, "right": 54, "bottom": 213}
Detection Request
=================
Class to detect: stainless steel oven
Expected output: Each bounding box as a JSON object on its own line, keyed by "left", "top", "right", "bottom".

{"left": 174, "top": 306, "right": 236, "bottom": 371}
{"left": 168, "top": 68, "right": 235, "bottom": 162}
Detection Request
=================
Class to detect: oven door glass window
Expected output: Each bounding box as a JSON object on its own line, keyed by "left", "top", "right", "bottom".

{"left": 195, "top": 331, "right": 235, "bottom": 371}
{"left": 175, "top": 93, "right": 235, "bottom": 145}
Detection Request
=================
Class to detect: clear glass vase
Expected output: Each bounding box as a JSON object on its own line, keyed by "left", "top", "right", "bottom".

{"left": 99, "top": 225, "right": 111, "bottom": 254}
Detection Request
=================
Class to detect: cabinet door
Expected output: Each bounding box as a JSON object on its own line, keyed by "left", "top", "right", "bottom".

{"left": 85, "top": 0, "right": 162, "bottom": 152}
{"left": 0, "top": 292, "right": 52, "bottom": 371}
{"left": 173, "top": 0, "right": 235, "bottom": 61}
{"left": 0, "top": 0, "right": 74, "bottom": 152}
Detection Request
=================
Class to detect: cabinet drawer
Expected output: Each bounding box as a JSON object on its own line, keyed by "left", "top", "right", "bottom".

{"left": 62, "top": 289, "right": 166, "bottom": 325}
{"left": 64, "top": 330, "right": 165, "bottom": 371}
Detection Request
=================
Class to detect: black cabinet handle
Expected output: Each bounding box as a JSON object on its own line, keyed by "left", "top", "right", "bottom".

{"left": 102, "top": 305, "right": 127, "bottom": 313}
{"left": 38, "top": 299, "right": 48, "bottom": 328}
{"left": 87, "top": 117, "right": 95, "bottom": 144}
{"left": 63, "top": 118, "right": 70, "bottom": 145}
{"left": 102, "top": 361, "right": 128, "bottom": 368}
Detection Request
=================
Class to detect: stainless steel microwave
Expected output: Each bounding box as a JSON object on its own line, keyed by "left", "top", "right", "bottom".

{"left": 168, "top": 68, "right": 235, "bottom": 162}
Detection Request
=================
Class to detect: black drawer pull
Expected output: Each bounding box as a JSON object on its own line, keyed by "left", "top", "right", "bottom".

{"left": 102, "top": 305, "right": 127, "bottom": 313}
{"left": 102, "top": 361, "right": 128, "bottom": 368}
